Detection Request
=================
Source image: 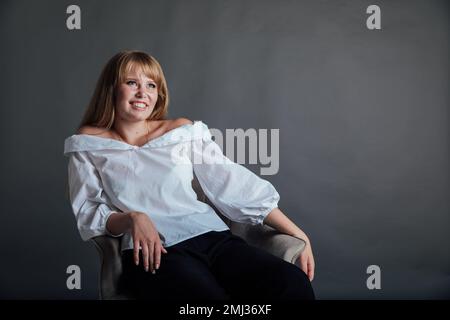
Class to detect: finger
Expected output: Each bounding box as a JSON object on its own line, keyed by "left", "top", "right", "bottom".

{"left": 309, "top": 270, "right": 314, "bottom": 281}
{"left": 141, "top": 241, "right": 149, "bottom": 272}
{"left": 133, "top": 240, "right": 140, "bottom": 266}
{"left": 162, "top": 246, "right": 168, "bottom": 254}
{"left": 307, "top": 264, "right": 314, "bottom": 281}
{"left": 148, "top": 240, "right": 155, "bottom": 273}
{"left": 308, "top": 260, "right": 315, "bottom": 281}
{"left": 300, "top": 256, "right": 308, "bottom": 275}
{"left": 154, "top": 243, "right": 162, "bottom": 271}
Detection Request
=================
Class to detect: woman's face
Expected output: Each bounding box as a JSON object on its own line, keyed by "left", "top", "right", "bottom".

{"left": 115, "top": 68, "right": 158, "bottom": 122}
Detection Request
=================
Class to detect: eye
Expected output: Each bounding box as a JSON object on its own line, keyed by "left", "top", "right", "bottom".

{"left": 147, "top": 83, "right": 156, "bottom": 89}
{"left": 126, "top": 80, "right": 137, "bottom": 86}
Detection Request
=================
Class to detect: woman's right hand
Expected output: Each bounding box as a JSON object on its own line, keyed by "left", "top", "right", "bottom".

{"left": 128, "top": 211, "right": 167, "bottom": 273}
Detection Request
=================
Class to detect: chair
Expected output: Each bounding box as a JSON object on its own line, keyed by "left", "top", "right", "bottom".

{"left": 91, "top": 174, "right": 306, "bottom": 300}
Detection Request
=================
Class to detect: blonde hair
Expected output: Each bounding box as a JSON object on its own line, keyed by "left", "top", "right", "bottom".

{"left": 78, "top": 50, "right": 169, "bottom": 130}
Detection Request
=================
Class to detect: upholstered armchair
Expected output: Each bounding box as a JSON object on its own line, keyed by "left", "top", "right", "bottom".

{"left": 91, "top": 175, "right": 306, "bottom": 300}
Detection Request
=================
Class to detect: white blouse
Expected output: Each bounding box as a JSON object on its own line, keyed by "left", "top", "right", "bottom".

{"left": 63, "top": 121, "right": 280, "bottom": 251}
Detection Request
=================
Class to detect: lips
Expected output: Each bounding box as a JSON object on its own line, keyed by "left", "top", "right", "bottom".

{"left": 130, "top": 100, "right": 148, "bottom": 106}
{"left": 130, "top": 101, "right": 148, "bottom": 110}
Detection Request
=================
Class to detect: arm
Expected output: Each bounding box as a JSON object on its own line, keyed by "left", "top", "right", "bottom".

{"left": 263, "top": 208, "right": 309, "bottom": 240}
{"left": 105, "top": 212, "right": 133, "bottom": 236}
{"left": 190, "top": 122, "right": 314, "bottom": 279}
{"left": 263, "top": 208, "right": 315, "bottom": 281}
{"left": 191, "top": 122, "right": 279, "bottom": 225}
{"left": 67, "top": 151, "right": 122, "bottom": 241}
{"left": 67, "top": 151, "right": 165, "bottom": 273}
{"left": 106, "top": 212, "right": 167, "bottom": 274}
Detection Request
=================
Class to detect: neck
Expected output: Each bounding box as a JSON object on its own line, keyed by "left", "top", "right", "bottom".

{"left": 112, "top": 120, "right": 151, "bottom": 145}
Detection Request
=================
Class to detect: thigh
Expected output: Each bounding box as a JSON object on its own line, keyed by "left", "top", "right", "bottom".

{"left": 121, "top": 248, "right": 229, "bottom": 301}
{"left": 210, "top": 235, "right": 315, "bottom": 300}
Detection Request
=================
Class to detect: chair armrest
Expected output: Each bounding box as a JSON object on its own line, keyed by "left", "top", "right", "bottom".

{"left": 192, "top": 174, "right": 306, "bottom": 263}
{"left": 230, "top": 223, "right": 306, "bottom": 265}
{"left": 90, "top": 236, "right": 124, "bottom": 300}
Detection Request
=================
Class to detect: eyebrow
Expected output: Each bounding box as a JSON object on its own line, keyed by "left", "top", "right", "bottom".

{"left": 125, "top": 77, "right": 156, "bottom": 83}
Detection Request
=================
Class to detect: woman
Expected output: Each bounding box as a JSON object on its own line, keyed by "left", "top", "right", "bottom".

{"left": 63, "top": 50, "right": 315, "bottom": 300}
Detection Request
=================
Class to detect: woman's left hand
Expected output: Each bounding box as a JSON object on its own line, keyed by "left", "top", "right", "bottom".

{"left": 262, "top": 208, "right": 315, "bottom": 281}
{"left": 297, "top": 239, "right": 315, "bottom": 281}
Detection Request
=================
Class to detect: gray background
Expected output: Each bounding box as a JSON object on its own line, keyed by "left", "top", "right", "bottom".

{"left": 0, "top": 0, "right": 448, "bottom": 299}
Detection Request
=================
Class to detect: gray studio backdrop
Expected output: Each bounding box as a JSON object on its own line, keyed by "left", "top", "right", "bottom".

{"left": 0, "top": 0, "right": 448, "bottom": 299}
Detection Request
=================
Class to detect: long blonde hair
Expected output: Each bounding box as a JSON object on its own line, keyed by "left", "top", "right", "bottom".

{"left": 79, "top": 50, "right": 170, "bottom": 130}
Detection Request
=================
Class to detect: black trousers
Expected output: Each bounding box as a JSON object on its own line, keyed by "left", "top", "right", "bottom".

{"left": 120, "top": 230, "right": 315, "bottom": 301}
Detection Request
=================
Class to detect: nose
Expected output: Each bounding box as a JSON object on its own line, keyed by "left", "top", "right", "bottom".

{"left": 136, "top": 86, "right": 147, "bottom": 98}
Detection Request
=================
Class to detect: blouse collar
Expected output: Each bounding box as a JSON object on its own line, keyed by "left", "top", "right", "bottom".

{"left": 64, "top": 120, "right": 210, "bottom": 155}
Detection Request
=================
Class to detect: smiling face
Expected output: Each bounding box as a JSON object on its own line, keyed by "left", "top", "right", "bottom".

{"left": 114, "top": 66, "right": 159, "bottom": 122}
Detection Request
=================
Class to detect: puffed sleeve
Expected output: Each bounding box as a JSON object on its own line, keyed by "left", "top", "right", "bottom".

{"left": 191, "top": 122, "right": 280, "bottom": 225}
{"left": 67, "top": 151, "right": 123, "bottom": 241}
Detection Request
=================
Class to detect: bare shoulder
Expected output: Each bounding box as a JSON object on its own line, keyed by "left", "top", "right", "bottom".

{"left": 174, "top": 117, "right": 193, "bottom": 127}
{"left": 167, "top": 117, "right": 193, "bottom": 131}
{"left": 77, "top": 125, "right": 110, "bottom": 137}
